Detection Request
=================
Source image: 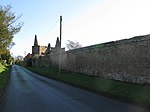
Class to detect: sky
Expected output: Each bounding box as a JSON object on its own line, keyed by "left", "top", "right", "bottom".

{"left": 1, "top": 0, "right": 150, "bottom": 57}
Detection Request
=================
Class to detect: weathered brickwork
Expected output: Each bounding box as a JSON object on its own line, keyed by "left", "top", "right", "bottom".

{"left": 34, "top": 35, "right": 150, "bottom": 84}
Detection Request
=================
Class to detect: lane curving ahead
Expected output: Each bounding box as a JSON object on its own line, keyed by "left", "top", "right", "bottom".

{"left": 0, "top": 65, "right": 148, "bottom": 112}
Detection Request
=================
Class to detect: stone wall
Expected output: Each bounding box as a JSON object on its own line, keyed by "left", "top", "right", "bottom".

{"left": 35, "top": 35, "right": 150, "bottom": 84}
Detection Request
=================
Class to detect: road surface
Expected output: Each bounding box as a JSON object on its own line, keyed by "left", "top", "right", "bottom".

{"left": 0, "top": 65, "right": 148, "bottom": 112}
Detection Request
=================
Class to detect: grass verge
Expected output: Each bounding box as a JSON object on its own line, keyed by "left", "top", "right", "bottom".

{"left": 27, "top": 66, "right": 150, "bottom": 109}
{"left": 0, "top": 63, "right": 6, "bottom": 73}
{"left": 0, "top": 64, "right": 10, "bottom": 97}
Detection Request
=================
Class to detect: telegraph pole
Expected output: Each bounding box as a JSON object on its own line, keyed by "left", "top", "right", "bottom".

{"left": 60, "top": 15, "right": 62, "bottom": 47}
{"left": 59, "top": 15, "right": 62, "bottom": 75}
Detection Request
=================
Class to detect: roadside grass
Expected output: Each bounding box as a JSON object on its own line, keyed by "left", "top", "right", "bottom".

{"left": 0, "top": 63, "right": 10, "bottom": 97}
{"left": 0, "top": 63, "right": 6, "bottom": 73}
{"left": 27, "top": 66, "right": 150, "bottom": 109}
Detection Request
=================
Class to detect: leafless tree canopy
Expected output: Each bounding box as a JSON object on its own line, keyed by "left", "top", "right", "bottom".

{"left": 66, "top": 40, "right": 82, "bottom": 50}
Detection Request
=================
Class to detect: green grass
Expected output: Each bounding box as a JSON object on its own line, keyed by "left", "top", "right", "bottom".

{"left": 0, "top": 64, "right": 10, "bottom": 97}
{"left": 27, "top": 66, "right": 150, "bottom": 109}
{"left": 0, "top": 63, "right": 6, "bottom": 73}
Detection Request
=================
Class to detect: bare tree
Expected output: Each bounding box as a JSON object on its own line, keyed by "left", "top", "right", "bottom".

{"left": 66, "top": 40, "right": 82, "bottom": 50}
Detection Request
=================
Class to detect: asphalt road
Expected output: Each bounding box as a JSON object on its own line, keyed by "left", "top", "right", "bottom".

{"left": 0, "top": 65, "right": 148, "bottom": 112}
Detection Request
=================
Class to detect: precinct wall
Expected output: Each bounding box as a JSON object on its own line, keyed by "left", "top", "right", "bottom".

{"left": 36, "top": 35, "right": 150, "bottom": 84}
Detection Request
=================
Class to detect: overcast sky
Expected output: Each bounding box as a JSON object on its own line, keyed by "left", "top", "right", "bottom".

{"left": 1, "top": 0, "right": 150, "bottom": 57}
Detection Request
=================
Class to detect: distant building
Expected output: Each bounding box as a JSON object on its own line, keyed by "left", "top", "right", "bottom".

{"left": 32, "top": 35, "right": 47, "bottom": 55}
{"left": 24, "top": 53, "right": 32, "bottom": 66}
{"left": 24, "top": 34, "right": 65, "bottom": 66}
{"left": 24, "top": 53, "right": 32, "bottom": 60}
{"left": 32, "top": 35, "right": 65, "bottom": 56}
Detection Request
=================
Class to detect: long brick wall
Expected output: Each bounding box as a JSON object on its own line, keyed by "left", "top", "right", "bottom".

{"left": 34, "top": 35, "right": 150, "bottom": 84}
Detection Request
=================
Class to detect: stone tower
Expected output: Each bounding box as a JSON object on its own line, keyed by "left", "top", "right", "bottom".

{"left": 55, "top": 37, "right": 61, "bottom": 48}
{"left": 45, "top": 43, "right": 51, "bottom": 55}
{"left": 32, "top": 35, "right": 39, "bottom": 55}
{"left": 34, "top": 35, "right": 38, "bottom": 46}
{"left": 32, "top": 35, "right": 47, "bottom": 55}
